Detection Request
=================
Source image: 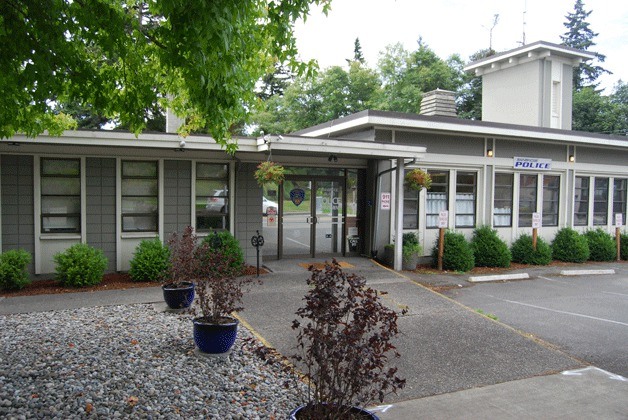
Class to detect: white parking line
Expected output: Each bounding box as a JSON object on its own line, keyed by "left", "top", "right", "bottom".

{"left": 538, "top": 276, "right": 572, "bottom": 285}
{"left": 501, "top": 298, "right": 628, "bottom": 327}
{"left": 602, "top": 291, "right": 628, "bottom": 298}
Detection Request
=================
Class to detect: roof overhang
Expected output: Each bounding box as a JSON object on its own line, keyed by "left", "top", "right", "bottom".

{"left": 464, "top": 40, "right": 596, "bottom": 76}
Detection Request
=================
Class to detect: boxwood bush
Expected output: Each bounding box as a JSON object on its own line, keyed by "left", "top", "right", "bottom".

{"left": 129, "top": 238, "right": 171, "bottom": 282}
{"left": 470, "top": 226, "right": 511, "bottom": 268}
{"left": 511, "top": 234, "right": 552, "bottom": 265}
{"left": 54, "top": 243, "right": 108, "bottom": 287}
{"left": 551, "top": 228, "right": 590, "bottom": 263}
{"left": 431, "top": 230, "right": 475, "bottom": 272}
{"left": 619, "top": 232, "right": 628, "bottom": 260}
{"left": 0, "top": 249, "right": 32, "bottom": 290}
{"left": 584, "top": 228, "right": 616, "bottom": 261}
{"left": 201, "top": 230, "right": 244, "bottom": 272}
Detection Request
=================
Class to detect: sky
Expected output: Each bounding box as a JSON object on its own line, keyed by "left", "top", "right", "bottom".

{"left": 294, "top": 0, "right": 627, "bottom": 93}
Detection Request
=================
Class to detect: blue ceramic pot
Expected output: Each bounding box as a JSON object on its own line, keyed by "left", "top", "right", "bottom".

{"left": 162, "top": 281, "right": 195, "bottom": 309}
{"left": 289, "top": 404, "right": 379, "bottom": 419}
{"left": 193, "top": 316, "right": 239, "bottom": 354}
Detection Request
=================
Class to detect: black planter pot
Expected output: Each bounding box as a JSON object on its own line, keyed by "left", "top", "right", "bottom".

{"left": 193, "top": 316, "right": 239, "bottom": 354}
{"left": 162, "top": 281, "right": 195, "bottom": 309}
{"left": 289, "top": 404, "right": 379, "bottom": 420}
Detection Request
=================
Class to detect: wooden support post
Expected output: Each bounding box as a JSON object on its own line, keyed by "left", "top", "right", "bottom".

{"left": 617, "top": 227, "right": 621, "bottom": 262}
{"left": 438, "top": 227, "right": 445, "bottom": 271}
{"left": 532, "top": 228, "right": 538, "bottom": 251}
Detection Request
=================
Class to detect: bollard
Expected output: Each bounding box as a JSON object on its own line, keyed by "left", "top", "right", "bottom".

{"left": 251, "top": 230, "right": 264, "bottom": 277}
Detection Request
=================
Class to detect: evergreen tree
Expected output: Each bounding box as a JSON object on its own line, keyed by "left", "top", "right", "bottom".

{"left": 560, "top": 0, "right": 610, "bottom": 90}
{"left": 352, "top": 38, "right": 366, "bottom": 64}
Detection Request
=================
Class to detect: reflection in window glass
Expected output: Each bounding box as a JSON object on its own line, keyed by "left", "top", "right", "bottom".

{"left": 427, "top": 171, "right": 448, "bottom": 228}
{"left": 593, "top": 178, "right": 609, "bottom": 225}
{"left": 196, "top": 163, "right": 229, "bottom": 231}
{"left": 455, "top": 172, "right": 476, "bottom": 227}
{"left": 494, "top": 173, "right": 513, "bottom": 227}
{"left": 574, "top": 177, "right": 589, "bottom": 226}
{"left": 403, "top": 170, "right": 419, "bottom": 229}
{"left": 122, "top": 161, "right": 158, "bottom": 232}
{"left": 518, "top": 174, "right": 537, "bottom": 227}
{"left": 542, "top": 175, "right": 560, "bottom": 226}
{"left": 41, "top": 158, "right": 81, "bottom": 233}
{"left": 613, "top": 179, "right": 627, "bottom": 224}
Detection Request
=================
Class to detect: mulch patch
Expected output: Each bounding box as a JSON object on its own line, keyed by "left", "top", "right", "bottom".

{"left": 1, "top": 265, "right": 268, "bottom": 298}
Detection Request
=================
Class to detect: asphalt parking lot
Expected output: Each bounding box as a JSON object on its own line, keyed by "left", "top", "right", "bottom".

{"left": 443, "top": 267, "right": 628, "bottom": 377}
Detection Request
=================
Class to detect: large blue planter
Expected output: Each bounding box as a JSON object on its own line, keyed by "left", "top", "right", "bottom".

{"left": 193, "top": 316, "right": 239, "bottom": 354}
{"left": 162, "top": 281, "right": 195, "bottom": 309}
{"left": 289, "top": 404, "right": 379, "bottom": 419}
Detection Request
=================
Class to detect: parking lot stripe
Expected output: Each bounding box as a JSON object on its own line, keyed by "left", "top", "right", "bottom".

{"left": 501, "top": 299, "right": 628, "bottom": 327}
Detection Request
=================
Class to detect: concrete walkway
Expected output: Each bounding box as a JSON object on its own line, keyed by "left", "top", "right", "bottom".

{"left": 1, "top": 258, "right": 626, "bottom": 419}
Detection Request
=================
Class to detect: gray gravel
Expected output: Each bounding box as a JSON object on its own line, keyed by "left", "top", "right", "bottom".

{"left": 0, "top": 304, "right": 306, "bottom": 419}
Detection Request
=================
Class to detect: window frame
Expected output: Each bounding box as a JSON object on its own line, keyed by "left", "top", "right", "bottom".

{"left": 518, "top": 174, "right": 538, "bottom": 228}
{"left": 455, "top": 171, "right": 477, "bottom": 228}
{"left": 426, "top": 170, "right": 449, "bottom": 229}
{"left": 542, "top": 175, "right": 560, "bottom": 227}
{"left": 593, "top": 177, "right": 609, "bottom": 226}
{"left": 493, "top": 173, "right": 514, "bottom": 227}
{"left": 574, "top": 176, "right": 589, "bottom": 226}
{"left": 195, "top": 162, "right": 230, "bottom": 232}
{"left": 40, "top": 158, "right": 81, "bottom": 234}
{"left": 613, "top": 178, "right": 627, "bottom": 225}
{"left": 121, "top": 160, "right": 159, "bottom": 233}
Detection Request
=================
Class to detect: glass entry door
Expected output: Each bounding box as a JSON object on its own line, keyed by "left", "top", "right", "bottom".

{"left": 281, "top": 177, "right": 344, "bottom": 258}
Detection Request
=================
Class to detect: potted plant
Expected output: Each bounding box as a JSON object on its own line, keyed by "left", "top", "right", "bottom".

{"left": 254, "top": 161, "right": 285, "bottom": 186}
{"left": 405, "top": 168, "right": 432, "bottom": 191}
{"left": 402, "top": 232, "right": 421, "bottom": 271}
{"left": 192, "top": 230, "right": 255, "bottom": 354}
{"left": 290, "top": 259, "right": 406, "bottom": 419}
{"left": 162, "top": 227, "right": 197, "bottom": 310}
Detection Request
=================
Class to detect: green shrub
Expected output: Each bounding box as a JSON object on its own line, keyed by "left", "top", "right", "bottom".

{"left": 201, "top": 231, "right": 244, "bottom": 272}
{"left": 551, "top": 228, "right": 590, "bottom": 263}
{"left": 470, "top": 226, "right": 511, "bottom": 268}
{"left": 129, "top": 238, "right": 171, "bottom": 282}
{"left": 402, "top": 232, "right": 419, "bottom": 247}
{"left": 621, "top": 233, "right": 628, "bottom": 261}
{"left": 431, "top": 230, "right": 475, "bottom": 272}
{"left": 510, "top": 234, "right": 552, "bottom": 265}
{"left": 584, "top": 229, "right": 616, "bottom": 261}
{"left": 54, "top": 243, "right": 108, "bottom": 287}
{"left": 0, "top": 249, "right": 32, "bottom": 290}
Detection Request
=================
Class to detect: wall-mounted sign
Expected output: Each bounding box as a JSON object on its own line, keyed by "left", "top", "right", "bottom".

{"left": 290, "top": 188, "right": 305, "bottom": 206}
{"left": 267, "top": 215, "right": 277, "bottom": 226}
{"left": 438, "top": 210, "right": 449, "bottom": 228}
{"left": 514, "top": 157, "right": 552, "bottom": 171}
{"left": 532, "top": 212, "right": 542, "bottom": 228}
{"left": 616, "top": 213, "right": 623, "bottom": 227}
{"left": 381, "top": 192, "right": 391, "bottom": 210}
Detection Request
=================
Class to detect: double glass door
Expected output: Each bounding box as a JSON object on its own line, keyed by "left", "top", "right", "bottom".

{"left": 281, "top": 177, "right": 344, "bottom": 258}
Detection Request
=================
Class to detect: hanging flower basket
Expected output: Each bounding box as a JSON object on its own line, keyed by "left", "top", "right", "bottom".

{"left": 405, "top": 169, "right": 432, "bottom": 191}
{"left": 254, "top": 161, "right": 285, "bottom": 186}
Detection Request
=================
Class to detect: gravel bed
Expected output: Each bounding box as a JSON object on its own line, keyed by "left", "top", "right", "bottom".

{"left": 0, "top": 304, "right": 306, "bottom": 419}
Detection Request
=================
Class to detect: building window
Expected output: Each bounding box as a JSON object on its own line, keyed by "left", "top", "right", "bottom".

{"left": 41, "top": 158, "right": 81, "bottom": 233}
{"left": 196, "top": 163, "right": 229, "bottom": 231}
{"left": 426, "top": 171, "right": 448, "bottom": 228}
{"left": 121, "top": 161, "right": 158, "bottom": 232}
{"left": 455, "top": 172, "right": 476, "bottom": 227}
{"left": 403, "top": 177, "right": 419, "bottom": 229}
{"left": 494, "top": 173, "right": 513, "bottom": 227}
{"left": 542, "top": 175, "right": 560, "bottom": 226}
{"left": 613, "top": 178, "right": 627, "bottom": 224}
{"left": 574, "top": 177, "right": 589, "bottom": 226}
{"left": 593, "top": 177, "right": 609, "bottom": 225}
{"left": 518, "top": 174, "right": 537, "bottom": 227}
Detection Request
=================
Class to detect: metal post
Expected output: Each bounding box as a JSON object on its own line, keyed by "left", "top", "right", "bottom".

{"left": 250, "top": 230, "right": 264, "bottom": 277}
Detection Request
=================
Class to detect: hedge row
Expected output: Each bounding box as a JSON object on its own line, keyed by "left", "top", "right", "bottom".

{"left": 430, "top": 226, "right": 625, "bottom": 272}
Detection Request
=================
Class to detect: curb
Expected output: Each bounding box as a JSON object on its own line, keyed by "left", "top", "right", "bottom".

{"left": 468, "top": 273, "right": 530, "bottom": 283}
{"left": 560, "top": 269, "right": 616, "bottom": 276}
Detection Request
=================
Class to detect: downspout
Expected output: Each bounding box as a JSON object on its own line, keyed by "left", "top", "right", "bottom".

{"left": 371, "top": 158, "right": 416, "bottom": 261}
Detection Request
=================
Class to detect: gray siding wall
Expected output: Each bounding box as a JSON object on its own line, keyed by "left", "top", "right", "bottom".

{"left": 339, "top": 128, "right": 376, "bottom": 141}
{"left": 395, "top": 131, "right": 484, "bottom": 156}
{"left": 1, "top": 155, "right": 35, "bottom": 273}
{"left": 374, "top": 129, "right": 392, "bottom": 142}
{"left": 561, "top": 63, "right": 573, "bottom": 130}
{"left": 494, "top": 139, "right": 566, "bottom": 161}
{"left": 163, "top": 160, "right": 192, "bottom": 236}
{"left": 86, "top": 157, "right": 117, "bottom": 271}
{"left": 235, "top": 162, "right": 263, "bottom": 265}
{"left": 577, "top": 147, "right": 628, "bottom": 166}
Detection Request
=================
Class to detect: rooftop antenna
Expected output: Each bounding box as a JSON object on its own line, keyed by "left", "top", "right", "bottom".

{"left": 483, "top": 14, "right": 500, "bottom": 51}
{"left": 520, "top": 0, "right": 527, "bottom": 45}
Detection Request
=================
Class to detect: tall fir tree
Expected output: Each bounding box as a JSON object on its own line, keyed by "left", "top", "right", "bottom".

{"left": 347, "top": 38, "right": 366, "bottom": 65}
{"left": 560, "top": 0, "right": 610, "bottom": 90}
